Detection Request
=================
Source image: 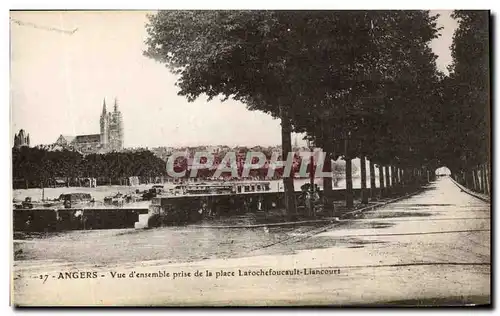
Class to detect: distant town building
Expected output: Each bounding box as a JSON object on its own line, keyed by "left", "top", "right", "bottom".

{"left": 13, "top": 129, "right": 30, "bottom": 148}
{"left": 54, "top": 98, "right": 124, "bottom": 154}
{"left": 206, "top": 146, "right": 222, "bottom": 154}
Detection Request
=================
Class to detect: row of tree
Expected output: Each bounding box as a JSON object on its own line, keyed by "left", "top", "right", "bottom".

{"left": 440, "top": 11, "right": 490, "bottom": 194}
{"left": 12, "top": 146, "right": 356, "bottom": 189}
{"left": 144, "top": 10, "right": 490, "bottom": 212}
{"left": 12, "top": 147, "right": 166, "bottom": 189}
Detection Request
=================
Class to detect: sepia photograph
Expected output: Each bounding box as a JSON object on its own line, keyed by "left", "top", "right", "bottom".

{"left": 10, "top": 9, "right": 491, "bottom": 307}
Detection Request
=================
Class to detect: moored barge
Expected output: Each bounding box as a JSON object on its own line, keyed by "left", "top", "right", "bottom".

{"left": 135, "top": 181, "right": 279, "bottom": 228}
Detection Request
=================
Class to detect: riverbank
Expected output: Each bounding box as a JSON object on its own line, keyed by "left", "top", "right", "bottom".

{"left": 12, "top": 176, "right": 379, "bottom": 203}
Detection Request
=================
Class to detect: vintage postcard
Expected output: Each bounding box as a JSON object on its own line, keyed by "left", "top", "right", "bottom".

{"left": 10, "top": 10, "right": 491, "bottom": 307}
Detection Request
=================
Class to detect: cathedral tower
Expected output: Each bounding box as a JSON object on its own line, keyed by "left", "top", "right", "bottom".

{"left": 98, "top": 97, "right": 124, "bottom": 152}
{"left": 108, "top": 98, "right": 124, "bottom": 151}
{"left": 100, "top": 98, "right": 109, "bottom": 148}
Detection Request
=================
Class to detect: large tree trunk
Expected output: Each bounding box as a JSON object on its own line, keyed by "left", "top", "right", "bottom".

{"left": 322, "top": 148, "right": 334, "bottom": 215}
{"left": 472, "top": 168, "right": 478, "bottom": 191}
{"left": 309, "top": 153, "right": 315, "bottom": 217}
{"left": 345, "top": 157, "right": 353, "bottom": 209}
{"left": 399, "top": 168, "right": 404, "bottom": 188}
{"left": 396, "top": 166, "right": 401, "bottom": 190}
{"left": 369, "top": 161, "right": 376, "bottom": 200}
{"left": 379, "top": 165, "right": 385, "bottom": 198}
{"left": 465, "top": 169, "right": 472, "bottom": 190}
{"left": 393, "top": 166, "right": 400, "bottom": 188}
{"left": 280, "top": 111, "right": 296, "bottom": 217}
{"left": 392, "top": 166, "right": 398, "bottom": 189}
{"left": 478, "top": 168, "right": 482, "bottom": 192}
{"left": 360, "top": 155, "right": 368, "bottom": 204}
{"left": 481, "top": 164, "right": 487, "bottom": 194}
{"left": 485, "top": 164, "right": 490, "bottom": 195}
{"left": 384, "top": 165, "right": 391, "bottom": 196}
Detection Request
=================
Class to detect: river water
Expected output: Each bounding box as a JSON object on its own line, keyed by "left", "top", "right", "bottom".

{"left": 13, "top": 176, "right": 386, "bottom": 203}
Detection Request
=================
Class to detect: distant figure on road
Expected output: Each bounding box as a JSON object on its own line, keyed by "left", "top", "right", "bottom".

{"left": 257, "top": 196, "right": 263, "bottom": 212}
{"left": 199, "top": 201, "right": 208, "bottom": 216}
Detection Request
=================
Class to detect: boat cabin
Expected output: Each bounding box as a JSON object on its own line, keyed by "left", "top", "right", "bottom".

{"left": 58, "top": 193, "right": 93, "bottom": 203}
{"left": 232, "top": 181, "right": 271, "bottom": 194}
{"left": 185, "top": 183, "right": 234, "bottom": 195}
{"left": 182, "top": 181, "right": 271, "bottom": 196}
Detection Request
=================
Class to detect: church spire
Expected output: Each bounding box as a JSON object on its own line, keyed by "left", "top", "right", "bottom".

{"left": 114, "top": 97, "right": 118, "bottom": 112}
{"left": 102, "top": 98, "right": 107, "bottom": 115}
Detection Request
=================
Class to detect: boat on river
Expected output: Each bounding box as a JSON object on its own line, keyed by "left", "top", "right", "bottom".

{"left": 137, "top": 181, "right": 277, "bottom": 228}
{"left": 13, "top": 193, "right": 95, "bottom": 210}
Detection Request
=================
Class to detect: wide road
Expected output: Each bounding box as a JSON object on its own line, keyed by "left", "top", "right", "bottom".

{"left": 13, "top": 176, "right": 490, "bottom": 306}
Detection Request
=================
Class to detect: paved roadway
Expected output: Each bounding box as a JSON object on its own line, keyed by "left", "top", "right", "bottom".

{"left": 13, "top": 176, "right": 490, "bottom": 306}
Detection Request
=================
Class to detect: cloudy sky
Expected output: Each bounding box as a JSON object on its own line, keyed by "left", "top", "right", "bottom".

{"left": 10, "top": 10, "right": 458, "bottom": 148}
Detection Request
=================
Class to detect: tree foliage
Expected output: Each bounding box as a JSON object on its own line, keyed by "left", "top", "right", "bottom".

{"left": 143, "top": 10, "right": 489, "bottom": 207}
{"left": 12, "top": 147, "right": 167, "bottom": 188}
{"left": 145, "top": 11, "right": 444, "bottom": 167}
{"left": 441, "top": 10, "right": 490, "bottom": 172}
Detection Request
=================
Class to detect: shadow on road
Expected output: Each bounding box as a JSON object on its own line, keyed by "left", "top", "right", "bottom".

{"left": 358, "top": 211, "right": 433, "bottom": 219}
